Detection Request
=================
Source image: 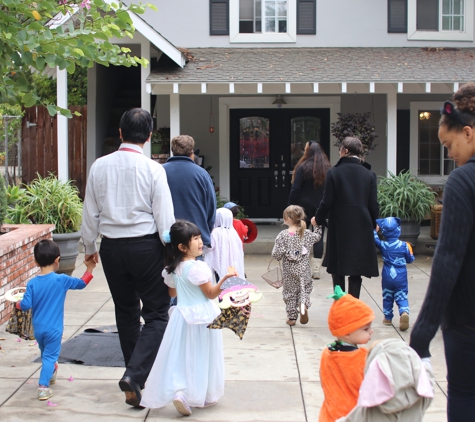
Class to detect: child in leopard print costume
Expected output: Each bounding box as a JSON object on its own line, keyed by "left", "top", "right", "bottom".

{"left": 272, "top": 205, "right": 322, "bottom": 326}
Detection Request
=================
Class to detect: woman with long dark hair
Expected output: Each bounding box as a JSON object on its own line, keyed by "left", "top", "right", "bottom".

{"left": 288, "top": 141, "right": 331, "bottom": 279}
{"left": 410, "top": 83, "right": 475, "bottom": 421}
{"left": 315, "top": 137, "right": 379, "bottom": 298}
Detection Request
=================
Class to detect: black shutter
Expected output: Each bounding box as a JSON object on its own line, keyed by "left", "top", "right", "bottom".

{"left": 210, "top": 0, "right": 229, "bottom": 35}
{"left": 297, "top": 0, "right": 316, "bottom": 34}
{"left": 388, "top": 0, "right": 407, "bottom": 33}
{"left": 417, "top": 0, "right": 439, "bottom": 30}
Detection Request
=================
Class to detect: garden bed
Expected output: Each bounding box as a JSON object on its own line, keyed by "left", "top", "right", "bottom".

{"left": 0, "top": 224, "right": 54, "bottom": 324}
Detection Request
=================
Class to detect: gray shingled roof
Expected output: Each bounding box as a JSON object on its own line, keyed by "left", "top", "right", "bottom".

{"left": 147, "top": 47, "right": 475, "bottom": 84}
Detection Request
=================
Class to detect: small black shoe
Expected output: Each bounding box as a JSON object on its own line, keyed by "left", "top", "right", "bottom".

{"left": 119, "top": 376, "right": 144, "bottom": 409}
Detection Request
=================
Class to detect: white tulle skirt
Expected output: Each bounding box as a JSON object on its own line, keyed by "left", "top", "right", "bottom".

{"left": 140, "top": 306, "right": 225, "bottom": 409}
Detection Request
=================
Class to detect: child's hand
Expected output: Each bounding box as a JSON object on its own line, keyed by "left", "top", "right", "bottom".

{"left": 310, "top": 217, "right": 317, "bottom": 227}
{"left": 226, "top": 266, "right": 238, "bottom": 278}
{"left": 84, "top": 259, "right": 96, "bottom": 273}
{"left": 376, "top": 224, "right": 380, "bottom": 232}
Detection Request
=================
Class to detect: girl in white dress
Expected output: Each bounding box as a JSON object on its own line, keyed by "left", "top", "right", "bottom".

{"left": 140, "top": 220, "right": 237, "bottom": 416}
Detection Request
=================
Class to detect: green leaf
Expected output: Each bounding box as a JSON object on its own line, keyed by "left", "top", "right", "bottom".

{"left": 47, "top": 104, "right": 58, "bottom": 116}
{"left": 23, "top": 93, "right": 36, "bottom": 107}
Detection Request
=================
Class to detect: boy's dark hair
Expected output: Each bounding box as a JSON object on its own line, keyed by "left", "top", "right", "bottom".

{"left": 34, "top": 239, "right": 60, "bottom": 267}
{"left": 165, "top": 220, "right": 202, "bottom": 274}
{"left": 119, "top": 108, "right": 153, "bottom": 144}
{"left": 229, "top": 205, "right": 240, "bottom": 218}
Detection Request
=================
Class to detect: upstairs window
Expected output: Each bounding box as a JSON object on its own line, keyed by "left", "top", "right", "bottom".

{"left": 239, "top": 0, "right": 287, "bottom": 34}
{"left": 213, "top": 0, "right": 315, "bottom": 42}
{"left": 408, "top": 0, "right": 473, "bottom": 40}
{"left": 442, "top": 0, "right": 465, "bottom": 30}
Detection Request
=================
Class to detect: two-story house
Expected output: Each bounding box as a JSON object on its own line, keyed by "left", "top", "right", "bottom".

{"left": 84, "top": 0, "right": 475, "bottom": 218}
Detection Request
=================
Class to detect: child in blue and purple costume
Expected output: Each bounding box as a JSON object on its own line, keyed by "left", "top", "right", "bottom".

{"left": 16, "top": 239, "right": 95, "bottom": 401}
{"left": 374, "top": 217, "right": 414, "bottom": 331}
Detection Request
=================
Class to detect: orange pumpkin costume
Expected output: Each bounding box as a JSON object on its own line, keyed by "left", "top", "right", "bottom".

{"left": 318, "top": 286, "right": 375, "bottom": 422}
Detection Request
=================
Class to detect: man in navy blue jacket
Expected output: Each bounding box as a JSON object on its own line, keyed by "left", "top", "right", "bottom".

{"left": 163, "top": 135, "right": 216, "bottom": 248}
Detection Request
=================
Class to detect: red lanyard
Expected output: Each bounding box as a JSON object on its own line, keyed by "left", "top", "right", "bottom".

{"left": 119, "top": 147, "right": 142, "bottom": 154}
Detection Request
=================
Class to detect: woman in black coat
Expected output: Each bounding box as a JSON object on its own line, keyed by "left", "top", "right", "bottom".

{"left": 288, "top": 141, "right": 331, "bottom": 279}
{"left": 315, "top": 137, "right": 379, "bottom": 298}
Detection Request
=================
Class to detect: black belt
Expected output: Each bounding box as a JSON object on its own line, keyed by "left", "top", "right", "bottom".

{"left": 103, "top": 233, "right": 158, "bottom": 241}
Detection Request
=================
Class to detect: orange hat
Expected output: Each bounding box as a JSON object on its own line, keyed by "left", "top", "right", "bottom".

{"left": 328, "top": 286, "right": 375, "bottom": 337}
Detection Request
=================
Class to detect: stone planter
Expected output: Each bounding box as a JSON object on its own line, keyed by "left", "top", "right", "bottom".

{"left": 52, "top": 231, "right": 81, "bottom": 276}
{"left": 0, "top": 224, "right": 54, "bottom": 324}
{"left": 399, "top": 220, "right": 421, "bottom": 247}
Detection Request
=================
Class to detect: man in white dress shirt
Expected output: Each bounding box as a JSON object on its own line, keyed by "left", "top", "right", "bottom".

{"left": 82, "top": 108, "right": 175, "bottom": 408}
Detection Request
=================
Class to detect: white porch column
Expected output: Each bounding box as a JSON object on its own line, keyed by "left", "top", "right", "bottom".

{"left": 386, "top": 90, "right": 397, "bottom": 175}
{"left": 170, "top": 93, "right": 180, "bottom": 155}
{"left": 141, "top": 41, "right": 151, "bottom": 157}
{"left": 56, "top": 67, "right": 68, "bottom": 181}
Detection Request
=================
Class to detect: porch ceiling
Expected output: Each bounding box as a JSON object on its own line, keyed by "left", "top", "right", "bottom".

{"left": 146, "top": 47, "right": 475, "bottom": 88}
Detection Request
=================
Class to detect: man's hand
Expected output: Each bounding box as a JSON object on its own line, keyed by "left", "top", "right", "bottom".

{"left": 85, "top": 252, "right": 99, "bottom": 264}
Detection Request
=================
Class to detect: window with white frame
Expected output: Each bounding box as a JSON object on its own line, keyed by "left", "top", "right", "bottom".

{"left": 230, "top": 0, "right": 296, "bottom": 42}
{"left": 408, "top": 0, "right": 473, "bottom": 40}
{"left": 410, "top": 102, "right": 455, "bottom": 182}
{"left": 441, "top": 0, "right": 464, "bottom": 30}
{"left": 239, "top": 0, "right": 288, "bottom": 33}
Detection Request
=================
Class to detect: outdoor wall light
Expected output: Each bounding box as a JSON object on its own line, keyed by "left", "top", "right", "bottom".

{"left": 272, "top": 95, "right": 287, "bottom": 108}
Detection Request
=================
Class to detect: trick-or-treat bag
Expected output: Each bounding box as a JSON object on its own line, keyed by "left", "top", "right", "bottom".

{"left": 2, "top": 287, "right": 35, "bottom": 340}
{"left": 208, "top": 277, "right": 263, "bottom": 339}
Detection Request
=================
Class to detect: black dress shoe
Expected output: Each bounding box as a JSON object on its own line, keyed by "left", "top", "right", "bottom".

{"left": 119, "top": 376, "right": 144, "bottom": 409}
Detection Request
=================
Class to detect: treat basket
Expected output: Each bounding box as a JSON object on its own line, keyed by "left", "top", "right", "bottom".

{"left": 261, "top": 259, "right": 283, "bottom": 289}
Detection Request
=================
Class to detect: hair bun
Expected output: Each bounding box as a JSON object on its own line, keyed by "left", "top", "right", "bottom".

{"left": 453, "top": 82, "right": 475, "bottom": 113}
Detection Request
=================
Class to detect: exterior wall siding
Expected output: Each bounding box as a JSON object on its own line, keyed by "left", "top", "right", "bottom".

{"left": 139, "top": 0, "right": 475, "bottom": 48}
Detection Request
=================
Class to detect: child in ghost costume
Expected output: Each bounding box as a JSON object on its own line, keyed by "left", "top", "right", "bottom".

{"left": 337, "top": 338, "right": 434, "bottom": 422}
{"left": 205, "top": 208, "right": 245, "bottom": 281}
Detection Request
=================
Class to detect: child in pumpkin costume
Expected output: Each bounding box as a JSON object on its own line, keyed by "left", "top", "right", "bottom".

{"left": 319, "top": 286, "right": 375, "bottom": 422}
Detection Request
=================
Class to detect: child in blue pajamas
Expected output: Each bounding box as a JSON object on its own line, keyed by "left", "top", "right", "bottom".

{"left": 374, "top": 217, "right": 414, "bottom": 332}
{"left": 16, "top": 239, "right": 95, "bottom": 401}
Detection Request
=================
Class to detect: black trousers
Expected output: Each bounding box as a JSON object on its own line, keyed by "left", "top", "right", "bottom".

{"left": 331, "top": 274, "right": 362, "bottom": 299}
{"left": 100, "top": 236, "right": 169, "bottom": 388}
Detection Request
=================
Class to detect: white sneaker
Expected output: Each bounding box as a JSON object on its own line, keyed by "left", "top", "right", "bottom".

{"left": 173, "top": 392, "right": 192, "bottom": 416}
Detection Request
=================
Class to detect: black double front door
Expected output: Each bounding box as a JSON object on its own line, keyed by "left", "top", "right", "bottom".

{"left": 230, "top": 108, "right": 330, "bottom": 218}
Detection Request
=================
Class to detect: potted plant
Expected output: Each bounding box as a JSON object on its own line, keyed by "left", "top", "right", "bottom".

{"left": 377, "top": 171, "right": 437, "bottom": 245}
{"left": 151, "top": 127, "right": 170, "bottom": 156}
{"left": 331, "top": 112, "right": 378, "bottom": 156}
{"left": 15, "top": 174, "right": 83, "bottom": 275}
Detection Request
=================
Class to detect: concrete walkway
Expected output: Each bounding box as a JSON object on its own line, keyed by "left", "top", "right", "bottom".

{"left": 0, "top": 250, "right": 447, "bottom": 421}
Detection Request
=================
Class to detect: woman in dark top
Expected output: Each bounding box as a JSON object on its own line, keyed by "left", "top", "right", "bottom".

{"left": 315, "top": 137, "right": 379, "bottom": 298}
{"left": 288, "top": 141, "right": 331, "bottom": 279}
{"left": 410, "top": 83, "right": 475, "bottom": 422}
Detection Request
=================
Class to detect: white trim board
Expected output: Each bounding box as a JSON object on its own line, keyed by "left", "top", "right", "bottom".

{"left": 218, "top": 96, "right": 341, "bottom": 198}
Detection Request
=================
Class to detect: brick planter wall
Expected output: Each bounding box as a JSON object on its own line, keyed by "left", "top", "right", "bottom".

{"left": 0, "top": 224, "right": 55, "bottom": 324}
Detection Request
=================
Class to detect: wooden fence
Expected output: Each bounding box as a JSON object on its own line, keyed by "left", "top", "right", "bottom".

{"left": 22, "top": 105, "right": 87, "bottom": 199}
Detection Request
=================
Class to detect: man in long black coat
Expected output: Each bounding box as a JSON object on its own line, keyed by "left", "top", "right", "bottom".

{"left": 315, "top": 138, "right": 379, "bottom": 298}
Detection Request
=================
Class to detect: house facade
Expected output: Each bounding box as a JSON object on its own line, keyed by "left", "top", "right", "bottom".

{"left": 85, "top": 0, "right": 475, "bottom": 218}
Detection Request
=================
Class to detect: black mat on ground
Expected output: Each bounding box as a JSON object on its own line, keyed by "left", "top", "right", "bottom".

{"left": 34, "top": 325, "right": 124, "bottom": 367}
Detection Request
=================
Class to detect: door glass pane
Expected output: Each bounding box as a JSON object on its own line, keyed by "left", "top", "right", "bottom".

{"left": 239, "top": 117, "right": 270, "bottom": 168}
{"left": 418, "top": 111, "right": 441, "bottom": 175}
{"left": 290, "top": 117, "right": 321, "bottom": 170}
{"left": 443, "top": 145, "right": 455, "bottom": 175}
